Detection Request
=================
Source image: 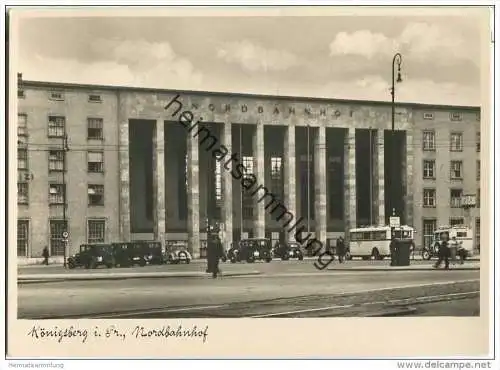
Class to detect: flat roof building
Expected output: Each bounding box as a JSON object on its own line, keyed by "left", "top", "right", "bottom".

{"left": 15, "top": 74, "right": 481, "bottom": 260}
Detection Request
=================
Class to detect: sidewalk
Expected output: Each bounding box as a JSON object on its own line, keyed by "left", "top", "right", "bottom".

{"left": 17, "top": 255, "right": 481, "bottom": 268}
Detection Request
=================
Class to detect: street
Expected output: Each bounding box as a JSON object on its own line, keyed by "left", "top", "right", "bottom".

{"left": 17, "top": 259, "right": 480, "bottom": 319}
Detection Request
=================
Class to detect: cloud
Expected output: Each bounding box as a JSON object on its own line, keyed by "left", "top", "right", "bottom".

{"left": 329, "top": 22, "right": 477, "bottom": 65}
{"left": 216, "top": 40, "right": 300, "bottom": 72}
{"left": 21, "top": 39, "right": 204, "bottom": 90}
{"left": 329, "top": 30, "right": 397, "bottom": 59}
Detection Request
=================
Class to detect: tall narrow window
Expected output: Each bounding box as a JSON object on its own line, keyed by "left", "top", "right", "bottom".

{"left": 48, "top": 150, "right": 65, "bottom": 172}
{"left": 17, "top": 149, "right": 28, "bottom": 170}
{"left": 88, "top": 151, "right": 104, "bottom": 173}
{"left": 215, "top": 160, "right": 222, "bottom": 203}
{"left": 270, "top": 156, "right": 283, "bottom": 200}
{"left": 48, "top": 116, "right": 65, "bottom": 138}
{"left": 18, "top": 114, "right": 28, "bottom": 137}
{"left": 450, "top": 132, "right": 463, "bottom": 152}
{"left": 87, "top": 118, "right": 104, "bottom": 140}
{"left": 242, "top": 156, "right": 254, "bottom": 219}
{"left": 17, "top": 220, "right": 29, "bottom": 257}
{"left": 87, "top": 219, "right": 105, "bottom": 243}
{"left": 49, "top": 220, "right": 67, "bottom": 256}
{"left": 422, "top": 131, "right": 435, "bottom": 151}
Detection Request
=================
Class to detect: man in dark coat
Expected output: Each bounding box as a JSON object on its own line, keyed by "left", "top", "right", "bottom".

{"left": 434, "top": 234, "right": 450, "bottom": 270}
{"left": 389, "top": 237, "right": 398, "bottom": 266}
{"left": 206, "top": 233, "right": 225, "bottom": 278}
{"left": 336, "top": 236, "right": 345, "bottom": 263}
{"left": 42, "top": 246, "right": 49, "bottom": 265}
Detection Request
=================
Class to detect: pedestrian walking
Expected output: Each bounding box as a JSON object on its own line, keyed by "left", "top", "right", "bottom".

{"left": 434, "top": 234, "right": 450, "bottom": 270}
{"left": 457, "top": 240, "right": 465, "bottom": 265}
{"left": 42, "top": 246, "right": 49, "bottom": 265}
{"left": 449, "top": 236, "right": 459, "bottom": 265}
{"left": 336, "top": 236, "right": 345, "bottom": 263}
{"left": 206, "top": 233, "right": 225, "bottom": 279}
{"left": 389, "top": 237, "right": 398, "bottom": 266}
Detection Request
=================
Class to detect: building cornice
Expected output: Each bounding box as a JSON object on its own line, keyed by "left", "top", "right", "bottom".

{"left": 19, "top": 79, "right": 481, "bottom": 112}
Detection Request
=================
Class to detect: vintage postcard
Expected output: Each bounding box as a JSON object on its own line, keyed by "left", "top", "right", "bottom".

{"left": 5, "top": 4, "right": 494, "bottom": 361}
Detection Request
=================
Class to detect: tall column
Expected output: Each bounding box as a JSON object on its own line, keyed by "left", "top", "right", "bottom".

{"left": 187, "top": 131, "right": 200, "bottom": 257}
{"left": 118, "top": 94, "right": 131, "bottom": 241}
{"left": 404, "top": 130, "right": 414, "bottom": 226}
{"left": 344, "top": 127, "right": 357, "bottom": 235}
{"left": 376, "top": 129, "right": 385, "bottom": 225}
{"left": 153, "top": 119, "right": 166, "bottom": 243}
{"left": 222, "top": 122, "right": 233, "bottom": 250}
{"left": 314, "top": 126, "right": 327, "bottom": 249}
{"left": 253, "top": 123, "right": 266, "bottom": 238}
{"left": 283, "top": 124, "right": 297, "bottom": 242}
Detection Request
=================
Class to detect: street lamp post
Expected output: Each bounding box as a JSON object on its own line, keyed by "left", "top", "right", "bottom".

{"left": 390, "top": 52, "right": 403, "bottom": 221}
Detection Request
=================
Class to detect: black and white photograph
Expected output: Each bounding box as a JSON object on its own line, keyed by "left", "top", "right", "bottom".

{"left": 5, "top": 4, "right": 494, "bottom": 361}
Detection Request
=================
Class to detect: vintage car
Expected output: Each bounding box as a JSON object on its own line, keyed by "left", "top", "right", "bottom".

{"left": 165, "top": 241, "right": 192, "bottom": 264}
{"left": 111, "top": 242, "right": 148, "bottom": 267}
{"left": 229, "top": 238, "right": 273, "bottom": 263}
{"left": 133, "top": 241, "right": 164, "bottom": 265}
{"left": 273, "top": 241, "right": 304, "bottom": 261}
{"left": 67, "top": 244, "right": 114, "bottom": 269}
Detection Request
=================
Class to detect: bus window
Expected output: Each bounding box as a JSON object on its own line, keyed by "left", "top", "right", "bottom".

{"left": 362, "top": 232, "right": 371, "bottom": 240}
{"left": 457, "top": 232, "right": 467, "bottom": 238}
{"left": 350, "top": 232, "right": 361, "bottom": 241}
{"left": 393, "top": 230, "right": 402, "bottom": 239}
{"left": 374, "top": 231, "right": 387, "bottom": 240}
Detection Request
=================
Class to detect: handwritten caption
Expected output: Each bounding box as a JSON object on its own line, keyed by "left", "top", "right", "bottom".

{"left": 27, "top": 324, "right": 209, "bottom": 344}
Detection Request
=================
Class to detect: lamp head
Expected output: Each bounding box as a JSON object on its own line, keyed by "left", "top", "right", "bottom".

{"left": 397, "top": 72, "right": 403, "bottom": 83}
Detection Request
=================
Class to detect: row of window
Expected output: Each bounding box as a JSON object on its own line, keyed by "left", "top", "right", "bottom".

{"left": 422, "top": 188, "right": 480, "bottom": 208}
{"left": 423, "top": 160, "right": 481, "bottom": 181}
{"left": 422, "top": 218, "right": 480, "bottom": 249}
{"left": 18, "top": 114, "right": 105, "bottom": 140}
{"left": 17, "top": 219, "right": 106, "bottom": 257}
{"left": 422, "top": 130, "right": 480, "bottom": 152}
{"left": 17, "top": 149, "right": 104, "bottom": 173}
{"left": 18, "top": 183, "right": 104, "bottom": 206}
{"left": 18, "top": 90, "right": 103, "bottom": 103}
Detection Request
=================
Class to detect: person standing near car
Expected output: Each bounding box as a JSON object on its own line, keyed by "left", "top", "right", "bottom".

{"left": 336, "top": 236, "right": 345, "bottom": 263}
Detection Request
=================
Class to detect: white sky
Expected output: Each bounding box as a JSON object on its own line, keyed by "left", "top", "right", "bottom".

{"left": 16, "top": 11, "right": 483, "bottom": 106}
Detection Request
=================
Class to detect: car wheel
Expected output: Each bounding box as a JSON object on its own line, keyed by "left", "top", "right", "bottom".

{"left": 105, "top": 263, "right": 113, "bottom": 269}
{"left": 230, "top": 258, "right": 236, "bottom": 263}
{"left": 246, "top": 257, "right": 255, "bottom": 263}
{"left": 345, "top": 251, "right": 352, "bottom": 260}
{"left": 139, "top": 259, "right": 147, "bottom": 267}
{"left": 298, "top": 255, "right": 304, "bottom": 261}
{"left": 422, "top": 249, "right": 431, "bottom": 261}
{"left": 68, "top": 262, "right": 75, "bottom": 269}
{"left": 186, "top": 259, "right": 191, "bottom": 264}
{"left": 265, "top": 258, "right": 272, "bottom": 263}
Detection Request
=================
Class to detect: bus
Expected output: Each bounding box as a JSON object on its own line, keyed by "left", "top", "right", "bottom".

{"left": 348, "top": 225, "right": 416, "bottom": 260}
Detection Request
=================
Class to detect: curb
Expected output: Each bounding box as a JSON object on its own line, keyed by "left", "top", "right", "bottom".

{"left": 17, "top": 271, "right": 262, "bottom": 284}
{"left": 327, "top": 266, "right": 480, "bottom": 272}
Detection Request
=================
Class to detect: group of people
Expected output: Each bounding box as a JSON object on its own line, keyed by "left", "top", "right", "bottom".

{"left": 434, "top": 233, "right": 465, "bottom": 269}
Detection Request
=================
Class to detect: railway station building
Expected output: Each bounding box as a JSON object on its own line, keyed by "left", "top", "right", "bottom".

{"left": 16, "top": 74, "right": 482, "bottom": 260}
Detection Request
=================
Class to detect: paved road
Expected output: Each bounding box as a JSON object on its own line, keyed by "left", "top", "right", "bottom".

{"left": 18, "top": 266, "right": 480, "bottom": 319}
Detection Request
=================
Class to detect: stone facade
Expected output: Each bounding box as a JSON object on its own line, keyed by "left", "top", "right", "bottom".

{"left": 16, "top": 79, "right": 482, "bottom": 260}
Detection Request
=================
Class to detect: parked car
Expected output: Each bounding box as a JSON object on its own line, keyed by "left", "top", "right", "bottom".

{"left": 273, "top": 241, "right": 304, "bottom": 261}
{"left": 229, "top": 238, "right": 273, "bottom": 263}
{"left": 67, "top": 244, "right": 114, "bottom": 269}
{"left": 165, "top": 242, "right": 192, "bottom": 264}
{"left": 133, "top": 241, "right": 164, "bottom": 265}
{"left": 111, "top": 242, "right": 148, "bottom": 267}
